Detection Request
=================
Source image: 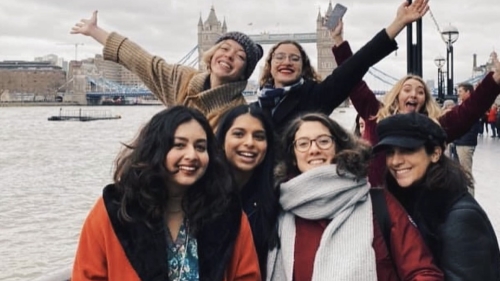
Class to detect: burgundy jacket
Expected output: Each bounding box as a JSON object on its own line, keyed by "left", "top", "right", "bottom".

{"left": 293, "top": 190, "right": 443, "bottom": 281}
{"left": 332, "top": 42, "right": 500, "bottom": 187}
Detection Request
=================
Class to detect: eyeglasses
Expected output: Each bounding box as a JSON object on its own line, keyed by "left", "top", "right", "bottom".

{"left": 272, "top": 52, "right": 302, "bottom": 63}
{"left": 293, "top": 135, "right": 334, "bottom": 152}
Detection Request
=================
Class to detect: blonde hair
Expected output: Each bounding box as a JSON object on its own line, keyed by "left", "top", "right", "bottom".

{"left": 201, "top": 41, "right": 224, "bottom": 72}
{"left": 259, "top": 40, "right": 321, "bottom": 87}
{"left": 200, "top": 41, "right": 247, "bottom": 81}
{"left": 376, "top": 75, "right": 442, "bottom": 122}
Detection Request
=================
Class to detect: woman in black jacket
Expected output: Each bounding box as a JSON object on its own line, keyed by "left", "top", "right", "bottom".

{"left": 255, "top": 0, "right": 429, "bottom": 133}
{"left": 373, "top": 112, "right": 500, "bottom": 281}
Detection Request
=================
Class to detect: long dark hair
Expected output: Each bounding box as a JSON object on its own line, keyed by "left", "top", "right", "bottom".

{"left": 386, "top": 140, "right": 472, "bottom": 199}
{"left": 279, "top": 112, "right": 372, "bottom": 180}
{"left": 215, "top": 104, "right": 279, "bottom": 250}
{"left": 113, "top": 106, "right": 236, "bottom": 235}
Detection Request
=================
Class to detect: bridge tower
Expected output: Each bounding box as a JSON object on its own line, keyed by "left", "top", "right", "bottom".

{"left": 316, "top": 2, "right": 337, "bottom": 79}
{"left": 197, "top": 6, "right": 226, "bottom": 71}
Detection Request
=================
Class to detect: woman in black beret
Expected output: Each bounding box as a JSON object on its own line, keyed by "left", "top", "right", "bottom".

{"left": 374, "top": 112, "right": 500, "bottom": 281}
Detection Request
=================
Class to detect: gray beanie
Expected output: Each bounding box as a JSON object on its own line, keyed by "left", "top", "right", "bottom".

{"left": 216, "top": 31, "right": 263, "bottom": 79}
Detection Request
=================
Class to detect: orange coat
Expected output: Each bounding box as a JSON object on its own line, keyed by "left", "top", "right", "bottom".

{"left": 488, "top": 107, "right": 498, "bottom": 123}
{"left": 72, "top": 197, "right": 261, "bottom": 281}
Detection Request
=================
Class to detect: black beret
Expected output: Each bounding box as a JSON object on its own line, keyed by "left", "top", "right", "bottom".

{"left": 373, "top": 112, "right": 447, "bottom": 154}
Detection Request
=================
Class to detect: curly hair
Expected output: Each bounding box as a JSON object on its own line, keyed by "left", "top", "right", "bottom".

{"left": 278, "top": 112, "right": 372, "bottom": 181}
{"left": 215, "top": 104, "right": 279, "bottom": 251}
{"left": 259, "top": 40, "right": 321, "bottom": 87}
{"left": 376, "top": 75, "right": 442, "bottom": 121}
{"left": 113, "top": 106, "right": 236, "bottom": 235}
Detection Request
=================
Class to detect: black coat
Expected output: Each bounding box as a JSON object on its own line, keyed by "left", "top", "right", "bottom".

{"left": 253, "top": 29, "right": 398, "bottom": 134}
{"left": 391, "top": 184, "right": 500, "bottom": 281}
{"left": 102, "top": 184, "right": 242, "bottom": 281}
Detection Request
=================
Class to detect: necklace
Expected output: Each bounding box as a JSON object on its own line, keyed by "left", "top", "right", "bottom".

{"left": 166, "top": 217, "right": 190, "bottom": 281}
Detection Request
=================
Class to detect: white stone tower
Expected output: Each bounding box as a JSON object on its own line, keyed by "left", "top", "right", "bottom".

{"left": 316, "top": 1, "right": 337, "bottom": 80}
{"left": 197, "top": 6, "right": 226, "bottom": 71}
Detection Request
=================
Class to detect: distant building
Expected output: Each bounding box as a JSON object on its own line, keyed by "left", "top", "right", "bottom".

{"left": 472, "top": 51, "right": 497, "bottom": 77}
{"left": 0, "top": 61, "right": 66, "bottom": 100}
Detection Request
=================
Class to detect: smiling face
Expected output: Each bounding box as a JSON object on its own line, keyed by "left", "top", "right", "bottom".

{"left": 224, "top": 113, "right": 267, "bottom": 175}
{"left": 210, "top": 39, "right": 247, "bottom": 83}
{"left": 385, "top": 146, "right": 441, "bottom": 188}
{"left": 270, "top": 43, "right": 303, "bottom": 88}
{"left": 165, "top": 120, "right": 209, "bottom": 192}
{"left": 293, "top": 121, "right": 336, "bottom": 173}
{"left": 396, "top": 78, "right": 427, "bottom": 114}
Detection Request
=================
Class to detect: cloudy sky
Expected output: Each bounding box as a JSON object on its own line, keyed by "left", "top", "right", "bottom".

{"left": 1, "top": 0, "right": 498, "bottom": 89}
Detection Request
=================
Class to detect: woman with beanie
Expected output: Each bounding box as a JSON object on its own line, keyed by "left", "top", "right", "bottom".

{"left": 373, "top": 112, "right": 500, "bottom": 281}
{"left": 255, "top": 0, "right": 429, "bottom": 133}
{"left": 71, "top": 11, "right": 263, "bottom": 128}
{"left": 267, "top": 112, "right": 443, "bottom": 281}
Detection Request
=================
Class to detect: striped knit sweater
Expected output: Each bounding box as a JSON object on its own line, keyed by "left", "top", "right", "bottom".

{"left": 103, "top": 32, "right": 248, "bottom": 129}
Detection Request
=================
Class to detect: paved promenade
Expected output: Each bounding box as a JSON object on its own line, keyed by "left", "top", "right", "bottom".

{"left": 331, "top": 107, "right": 500, "bottom": 242}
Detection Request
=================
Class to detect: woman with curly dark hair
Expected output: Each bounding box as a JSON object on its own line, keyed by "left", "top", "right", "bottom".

{"left": 72, "top": 106, "right": 260, "bottom": 281}
{"left": 267, "top": 112, "right": 443, "bottom": 281}
{"left": 215, "top": 104, "right": 279, "bottom": 276}
{"left": 374, "top": 112, "right": 500, "bottom": 281}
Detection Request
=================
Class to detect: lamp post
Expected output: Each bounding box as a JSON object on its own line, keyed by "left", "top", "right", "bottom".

{"left": 434, "top": 55, "right": 446, "bottom": 103}
{"left": 441, "top": 25, "right": 459, "bottom": 97}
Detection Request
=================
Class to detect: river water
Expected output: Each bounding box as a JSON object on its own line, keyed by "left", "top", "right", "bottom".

{"left": 0, "top": 105, "right": 164, "bottom": 281}
{"left": 1, "top": 105, "right": 499, "bottom": 281}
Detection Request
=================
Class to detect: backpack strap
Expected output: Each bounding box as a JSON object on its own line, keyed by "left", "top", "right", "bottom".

{"left": 370, "top": 189, "right": 391, "bottom": 252}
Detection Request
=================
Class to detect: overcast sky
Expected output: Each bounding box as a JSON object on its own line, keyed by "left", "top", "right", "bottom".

{"left": 1, "top": 0, "right": 498, "bottom": 89}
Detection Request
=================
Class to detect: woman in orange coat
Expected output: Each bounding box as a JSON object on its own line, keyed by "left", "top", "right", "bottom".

{"left": 72, "top": 106, "right": 260, "bottom": 281}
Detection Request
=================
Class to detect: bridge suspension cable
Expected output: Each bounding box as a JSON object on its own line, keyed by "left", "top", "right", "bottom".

{"left": 177, "top": 46, "right": 198, "bottom": 64}
{"left": 428, "top": 7, "right": 445, "bottom": 44}
{"left": 370, "top": 67, "right": 399, "bottom": 82}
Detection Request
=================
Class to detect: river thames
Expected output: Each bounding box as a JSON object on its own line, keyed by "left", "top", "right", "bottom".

{"left": 1, "top": 105, "right": 499, "bottom": 281}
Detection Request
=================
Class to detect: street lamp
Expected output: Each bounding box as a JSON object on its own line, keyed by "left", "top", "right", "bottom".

{"left": 441, "top": 24, "right": 459, "bottom": 97}
{"left": 434, "top": 55, "right": 446, "bottom": 103}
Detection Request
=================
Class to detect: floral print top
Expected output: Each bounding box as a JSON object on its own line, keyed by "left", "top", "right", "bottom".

{"left": 165, "top": 218, "right": 199, "bottom": 281}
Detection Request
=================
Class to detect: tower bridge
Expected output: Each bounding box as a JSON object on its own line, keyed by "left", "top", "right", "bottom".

{"left": 73, "top": 3, "right": 488, "bottom": 105}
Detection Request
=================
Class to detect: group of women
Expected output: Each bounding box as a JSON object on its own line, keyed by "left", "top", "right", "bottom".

{"left": 70, "top": 0, "right": 500, "bottom": 280}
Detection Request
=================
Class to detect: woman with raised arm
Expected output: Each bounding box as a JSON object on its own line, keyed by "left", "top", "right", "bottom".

{"left": 71, "top": 11, "right": 263, "bottom": 128}
{"left": 374, "top": 112, "right": 500, "bottom": 281}
{"left": 254, "top": 0, "right": 429, "bottom": 133}
{"left": 267, "top": 112, "right": 443, "bottom": 281}
{"left": 330, "top": 18, "right": 500, "bottom": 187}
{"left": 72, "top": 106, "right": 260, "bottom": 281}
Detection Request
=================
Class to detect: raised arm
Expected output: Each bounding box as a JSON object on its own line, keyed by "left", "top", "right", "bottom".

{"left": 331, "top": 22, "right": 381, "bottom": 120}
{"left": 438, "top": 60, "right": 500, "bottom": 142}
{"left": 71, "top": 11, "right": 195, "bottom": 107}
{"left": 312, "top": 0, "right": 429, "bottom": 114}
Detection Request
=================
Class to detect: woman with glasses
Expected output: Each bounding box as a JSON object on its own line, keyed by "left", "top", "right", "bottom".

{"left": 255, "top": 0, "right": 429, "bottom": 133}
{"left": 267, "top": 112, "right": 443, "bottom": 281}
{"left": 71, "top": 11, "right": 263, "bottom": 128}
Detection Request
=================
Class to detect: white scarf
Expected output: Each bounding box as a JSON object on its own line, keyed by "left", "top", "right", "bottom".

{"left": 266, "top": 165, "right": 377, "bottom": 281}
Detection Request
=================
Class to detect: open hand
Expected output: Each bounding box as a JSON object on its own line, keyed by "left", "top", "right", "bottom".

{"left": 395, "top": 0, "right": 429, "bottom": 25}
{"left": 71, "top": 10, "right": 98, "bottom": 36}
